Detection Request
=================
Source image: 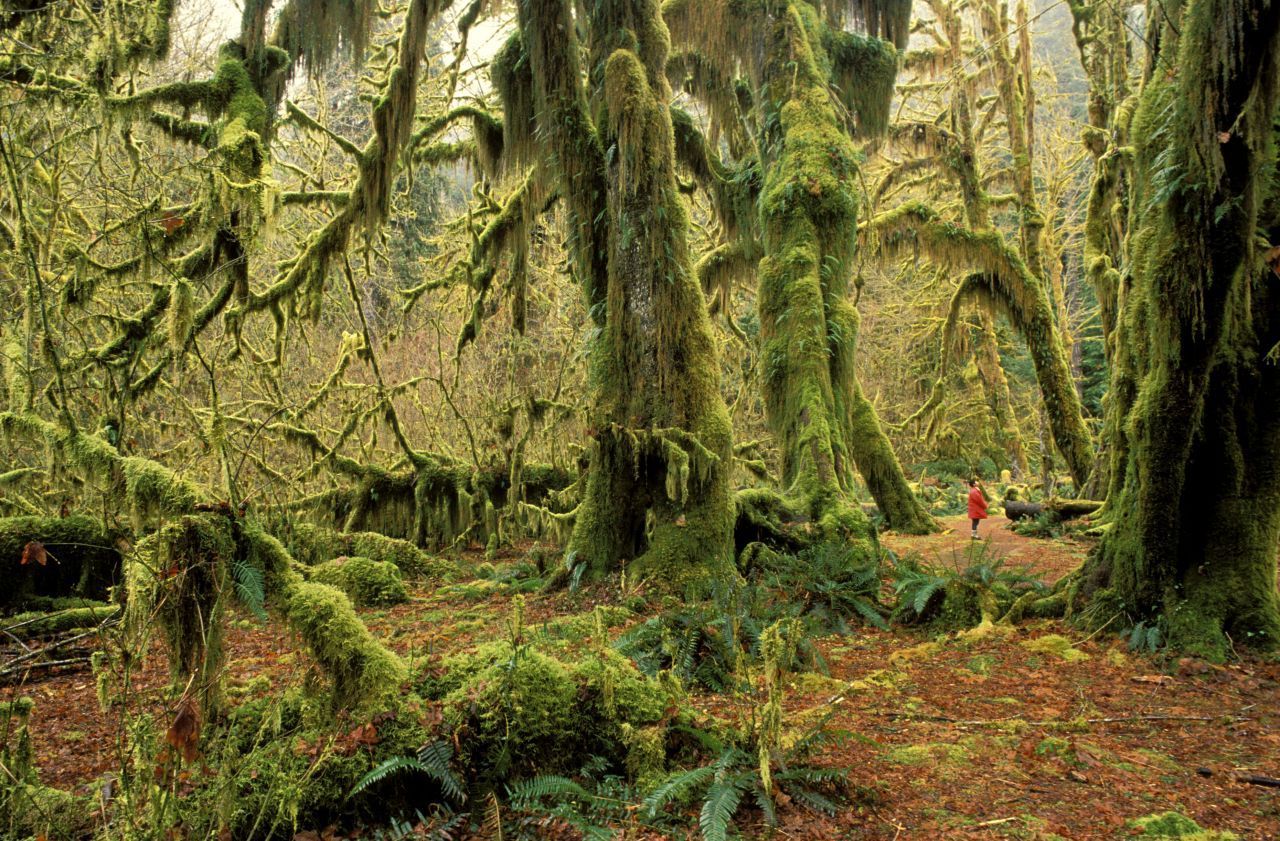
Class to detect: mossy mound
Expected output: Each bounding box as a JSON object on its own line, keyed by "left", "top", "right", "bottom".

{"left": 310, "top": 556, "right": 409, "bottom": 607}
{"left": 1129, "top": 811, "right": 1238, "bottom": 839}
{"left": 1021, "top": 634, "right": 1089, "bottom": 663}
{"left": 284, "top": 523, "right": 452, "bottom": 578}
{"left": 207, "top": 690, "right": 437, "bottom": 839}
{"left": 425, "top": 642, "right": 672, "bottom": 782}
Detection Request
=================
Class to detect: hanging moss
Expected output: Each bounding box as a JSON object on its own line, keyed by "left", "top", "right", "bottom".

{"left": 127, "top": 514, "right": 236, "bottom": 718}
{"left": 866, "top": 202, "right": 1095, "bottom": 488}
{"left": 1074, "top": 0, "right": 1280, "bottom": 660}
{"left": 822, "top": 29, "right": 898, "bottom": 138}
{"left": 746, "top": 1, "right": 933, "bottom": 536}
{"left": 309, "top": 556, "right": 408, "bottom": 607}
{"left": 512, "top": 0, "right": 735, "bottom": 587}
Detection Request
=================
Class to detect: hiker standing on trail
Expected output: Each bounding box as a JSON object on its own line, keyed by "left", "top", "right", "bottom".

{"left": 967, "top": 478, "right": 988, "bottom": 540}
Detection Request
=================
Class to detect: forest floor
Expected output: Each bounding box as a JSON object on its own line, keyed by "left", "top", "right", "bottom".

{"left": 13, "top": 517, "right": 1280, "bottom": 840}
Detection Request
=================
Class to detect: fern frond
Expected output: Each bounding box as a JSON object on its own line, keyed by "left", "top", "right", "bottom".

{"left": 643, "top": 765, "right": 716, "bottom": 817}
{"left": 482, "top": 790, "right": 503, "bottom": 841}
{"left": 507, "top": 774, "right": 590, "bottom": 807}
{"left": 231, "top": 559, "right": 267, "bottom": 620}
{"left": 699, "top": 779, "right": 744, "bottom": 841}
{"left": 350, "top": 756, "right": 431, "bottom": 798}
{"left": 788, "top": 785, "right": 839, "bottom": 815}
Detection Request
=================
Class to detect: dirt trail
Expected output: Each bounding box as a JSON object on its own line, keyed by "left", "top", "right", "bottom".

{"left": 881, "top": 514, "right": 1092, "bottom": 584}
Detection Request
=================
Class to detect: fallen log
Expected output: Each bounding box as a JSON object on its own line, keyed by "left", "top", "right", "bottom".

{"left": 1003, "top": 499, "right": 1104, "bottom": 522}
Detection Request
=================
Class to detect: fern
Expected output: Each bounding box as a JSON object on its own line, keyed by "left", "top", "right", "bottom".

{"left": 643, "top": 765, "right": 717, "bottom": 817}
{"left": 507, "top": 774, "right": 591, "bottom": 807}
{"left": 699, "top": 779, "right": 745, "bottom": 841}
{"left": 230, "top": 558, "right": 267, "bottom": 620}
{"left": 349, "top": 740, "right": 464, "bottom": 804}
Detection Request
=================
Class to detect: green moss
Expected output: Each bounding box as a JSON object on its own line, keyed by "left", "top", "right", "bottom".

{"left": 2, "top": 606, "right": 119, "bottom": 639}
{"left": 1129, "top": 811, "right": 1238, "bottom": 839}
{"left": 3, "top": 783, "right": 86, "bottom": 840}
{"left": 1021, "top": 634, "right": 1089, "bottom": 663}
{"left": 127, "top": 514, "right": 235, "bottom": 716}
{"left": 1034, "top": 736, "right": 1072, "bottom": 758}
{"left": 885, "top": 741, "right": 970, "bottom": 766}
{"left": 211, "top": 688, "right": 434, "bottom": 838}
{"left": 310, "top": 556, "right": 408, "bottom": 607}
{"left": 282, "top": 580, "right": 407, "bottom": 713}
{"left": 431, "top": 641, "right": 671, "bottom": 782}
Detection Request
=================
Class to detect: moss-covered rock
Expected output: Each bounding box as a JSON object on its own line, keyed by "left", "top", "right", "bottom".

{"left": 427, "top": 641, "right": 672, "bottom": 782}
{"left": 310, "top": 556, "right": 408, "bottom": 606}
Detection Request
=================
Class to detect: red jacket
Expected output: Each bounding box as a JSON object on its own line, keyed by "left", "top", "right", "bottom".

{"left": 968, "top": 486, "right": 988, "bottom": 519}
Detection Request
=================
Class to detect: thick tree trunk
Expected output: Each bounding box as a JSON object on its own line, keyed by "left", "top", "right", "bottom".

{"left": 521, "top": 0, "right": 735, "bottom": 587}
{"left": 756, "top": 0, "right": 936, "bottom": 537}
{"left": 1079, "top": 0, "right": 1280, "bottom": 659}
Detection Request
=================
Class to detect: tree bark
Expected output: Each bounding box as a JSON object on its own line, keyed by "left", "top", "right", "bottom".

{"left": 519, "top": 0, "right": 735, "bottom": 586}
{"left": 1079, "top": 0, "right": 1280, "bottom": 659}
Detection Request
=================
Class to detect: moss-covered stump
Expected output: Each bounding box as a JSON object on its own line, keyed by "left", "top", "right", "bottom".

{"left": 422, "top": 641, "right": 672, "bottom": 783}
{"left": 310, "top": 556, "right": 408, "bottom": 607}
{"left": 0, "top": 515, "right": 122, "bottom": 609}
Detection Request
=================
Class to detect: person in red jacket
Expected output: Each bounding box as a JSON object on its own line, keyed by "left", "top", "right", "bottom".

{"left": 967, "top": 478, "right": 988, "bottom": 540}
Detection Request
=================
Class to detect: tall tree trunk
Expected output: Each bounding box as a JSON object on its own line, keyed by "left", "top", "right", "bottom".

{"left": 1079, "top": 0, "right": 1280, "bottom": 659}
{"left": 756, "top": 0, "right": 936, "bottom": 536}
{"left": 519, "top": 0, "right": 735, "bottom": 586}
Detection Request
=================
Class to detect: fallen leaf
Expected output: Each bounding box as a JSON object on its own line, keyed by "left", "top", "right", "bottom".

{"left": 1131, "top": 675, "right": 1174, "bottom": 685}
{"left": 165, "top": 695, "right": 201, "bottom": 764}
{"left": 21, "top": 540, "right": 47, "bottom": 566}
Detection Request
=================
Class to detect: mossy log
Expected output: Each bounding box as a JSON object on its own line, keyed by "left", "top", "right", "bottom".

{"left": 1004, "top": 499, "right": 1103, "bottom": 522}
{"left": 0, "top": 515, "right": 122, "bottom": 609}
{"left": 1, "top": 605, "right": 119, "bottom": 640}
{"left": 284, "top": 461, "right": 574, "bottom": 550}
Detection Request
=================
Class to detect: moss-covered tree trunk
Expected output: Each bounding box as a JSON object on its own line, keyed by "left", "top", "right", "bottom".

{"left": 756, "top": 0, "right": 936, "bottom": 537}
{"left": 517, "top": 0, "right": 734, "bottom": 586}
{"left": 1078, "top": 0, "right": 1280, "bottom": 659}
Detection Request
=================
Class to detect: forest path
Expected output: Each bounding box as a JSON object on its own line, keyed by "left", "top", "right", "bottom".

{"left": 880, "top": 513, "right": 1092, "bottom": 584}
